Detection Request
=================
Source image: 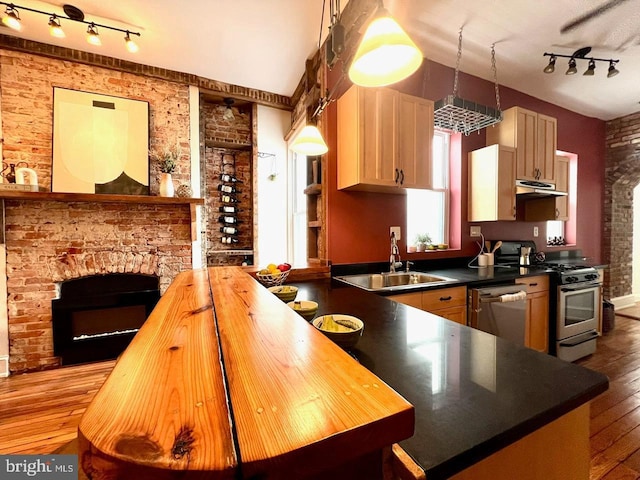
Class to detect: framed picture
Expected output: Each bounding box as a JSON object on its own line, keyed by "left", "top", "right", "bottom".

{"left": 52, "top": 87, "right": 150, "bottom": 195}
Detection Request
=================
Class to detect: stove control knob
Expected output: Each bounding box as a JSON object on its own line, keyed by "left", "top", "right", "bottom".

{"left": 586, "top": 274, "right": 598, "bottom": 281}
{"left": 565, "top": 276, "right": 578, "bottom": 283}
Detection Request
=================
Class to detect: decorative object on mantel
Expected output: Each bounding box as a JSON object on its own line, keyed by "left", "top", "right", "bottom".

{"left": 0, "top": 161, "right": 39, "bottom": 191}
{"left": 151, "top": 142, "right": 181, "bottom": 198}
{"left": 175, "top": 183, "right": 192, "bottom": 198}
{"left": 52, "top": 87, "right": 150, "bottom": 195}
{"left": 433, "top": 28, "right": 502, "bottom": 135}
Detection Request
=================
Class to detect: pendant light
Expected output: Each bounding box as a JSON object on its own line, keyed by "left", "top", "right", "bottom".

{"left": 290, "top": 125, "right": 328, "bottom": 156}
{"left": 348, "top": 1, "right": 423, "bottom": 87}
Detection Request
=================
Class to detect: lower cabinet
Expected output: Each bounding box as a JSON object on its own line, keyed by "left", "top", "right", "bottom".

{"left": 519, "top": 275, "right": 550, "bottom": 353}
{"left": 389, "top": 286, "right": 467, "bottom": 325}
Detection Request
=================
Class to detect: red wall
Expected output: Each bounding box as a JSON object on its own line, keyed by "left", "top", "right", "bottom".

{"left": 325, "top": 60, "right": 606, "bottom": 265}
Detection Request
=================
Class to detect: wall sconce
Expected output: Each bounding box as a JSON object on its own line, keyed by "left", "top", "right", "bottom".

{"left": 543, "top": 47, "right": 619, "bottom": 78}
{"left": 0, "top": 2, "right": 141, "bottom": 52}
{"left": 348, "top": 0, "right": 423, "bottom": 87}
{"left": 222, "top": 98, "right": 235, "bottom": 121}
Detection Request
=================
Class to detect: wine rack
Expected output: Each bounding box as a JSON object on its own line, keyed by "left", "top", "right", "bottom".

{"left": 218, "top": 153, "right": 242, "bottom": 246}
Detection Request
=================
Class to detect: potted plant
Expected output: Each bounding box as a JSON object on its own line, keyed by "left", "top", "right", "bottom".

{"left": 414, "top": 233, "right": 431, "bottom": 252}
{"left": 150, "top": 143, "right": 181, "bottom": 197}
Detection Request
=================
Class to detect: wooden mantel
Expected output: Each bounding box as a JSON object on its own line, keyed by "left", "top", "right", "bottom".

{"left": 77, "top": 267, "right": 414, "bottom": 479}
{"left": 0, "top": 191, "right": 204, "bottom": 241}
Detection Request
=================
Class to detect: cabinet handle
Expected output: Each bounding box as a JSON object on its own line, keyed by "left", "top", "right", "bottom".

{"left": 529, "top": 283, "right": 538, "bottom": 287}
{"left": 395, "top": 168, "right": 399, "bottom": 184}
{"left": 400, "top": 169, "right": 405, "bottom": 185}
{"left": 439, "top": 296, "right": 452, "bottom": 301}
{"left": 555, "top": 208, "right": 560, "bottom": 219}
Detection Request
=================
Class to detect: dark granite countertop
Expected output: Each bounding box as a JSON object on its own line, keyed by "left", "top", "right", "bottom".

{"left": 291, "top": 279, "right": 608, "bottom": 479}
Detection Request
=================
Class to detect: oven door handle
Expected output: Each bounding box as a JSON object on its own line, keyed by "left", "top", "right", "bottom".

{"left": 559, "top": 330, "right": 598, "bottom": 347}
{"left": 560, "top": 284, "right": 600, "bottom": 292}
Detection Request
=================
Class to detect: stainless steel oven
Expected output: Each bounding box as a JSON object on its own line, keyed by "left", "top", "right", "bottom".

{"left": 556, "top": 277, "right": 601, "bottom": 362}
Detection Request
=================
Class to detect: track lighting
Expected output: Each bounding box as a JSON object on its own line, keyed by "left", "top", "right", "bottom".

{"left": 124, "top": 31, "right": 138, "bottom": 53}
{"left": 348, "top": 0, "right": 423, "bottom": 87}
{"left": 607, "top": 61, "right": 620, "bottom": 78}
{"left": 583, "top": 59, "right": 596, "bottom": 76}
{"left": 2, "top": 4, "right": 21, "bottom": 31}
{"left": 86, "top": 23, "right": 101, "bottom": 46}
{"left": 543, "top": 48, "right": 619, "bottom": 78}
{"left": 543, "top": 55, "right": 556, "bottom": 73}
{"left": 0, "top": 2, "right": 141, "bottom": 52}
{"left": 48, "top": 15, "right": 64, "bottom": 38}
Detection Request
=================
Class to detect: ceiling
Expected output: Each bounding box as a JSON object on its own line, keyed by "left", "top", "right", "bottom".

{"left": 1, "top": 0, "right": 639, "bottom": 120}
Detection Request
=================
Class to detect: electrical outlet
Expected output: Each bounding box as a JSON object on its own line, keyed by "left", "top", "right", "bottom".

{"left": 470, "top": 226, "right": 481, "bottom": 237}
{"left": 533, "top": 226, "right": 539, "bottom": 237}
{"left": 390, "top": 226, "right": 401, "bottom": 241}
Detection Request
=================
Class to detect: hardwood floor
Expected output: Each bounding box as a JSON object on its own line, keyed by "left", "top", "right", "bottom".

{"left": 0, "top": 360, "right": 115, "bottom": 454}
{"left": 2, "top": 315, "right": 640, "bottom": 479}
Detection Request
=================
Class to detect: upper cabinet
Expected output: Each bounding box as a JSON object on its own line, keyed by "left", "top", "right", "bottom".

{"left": 337, "top": 85, "right": 433, "bottom": 193}
{"left": 486, "top": 106, "right": 557, "bottom": 183}
{"left": 468, "top": 144, "right": 517, "bottom": 222}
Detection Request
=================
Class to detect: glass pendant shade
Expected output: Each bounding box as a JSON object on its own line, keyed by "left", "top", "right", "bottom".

{"left": 348, "top": 13, "right": 423, "bottom": 87}
{"left": 291, "top": 125, "right": 328, "bottom": 156}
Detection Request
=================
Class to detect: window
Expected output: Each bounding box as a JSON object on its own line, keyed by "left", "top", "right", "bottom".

{"left": 406, "top": 130, "right": 450, "bottom": 248}
{"left": 289, "top": 151, "right": 307, "bottom": 265}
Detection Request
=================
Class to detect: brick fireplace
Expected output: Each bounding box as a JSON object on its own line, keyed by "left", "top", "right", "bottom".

{"left": 3, "top": 199, "right": 193, "bottom": 373}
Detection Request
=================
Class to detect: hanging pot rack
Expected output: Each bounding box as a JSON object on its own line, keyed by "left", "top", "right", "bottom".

{"left": 433, "top": 28, "right": 503, "bottom": 135}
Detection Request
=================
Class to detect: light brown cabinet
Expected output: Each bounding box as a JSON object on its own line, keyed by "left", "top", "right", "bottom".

{"left": 523, "top": 155, "right": 570, "bottom": 222}
{"left": 389, "top": 286, "right": 467, "bottom": 325}
{"left": 468, "top": 144, "right": 516, "bottom": 222}
{"left": 520, "top": 275, "right": 550, "bottom": 353}
{"left": 337, "top": 85, "right": 433, "bottom": 193}
{"left": 486, "top": 106, "right": 557, "bottom": 183}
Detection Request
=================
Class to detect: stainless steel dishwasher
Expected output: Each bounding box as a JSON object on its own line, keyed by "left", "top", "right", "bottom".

{"left": 469, "top": 284, "right": 528, "bottom": 345}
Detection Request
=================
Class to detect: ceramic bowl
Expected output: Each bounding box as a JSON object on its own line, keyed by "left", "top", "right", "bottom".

{"left": 287, "top": 300, "right": 318, "bottom": 321}
{"left": 268, "top": 285, "right": 298, "bottom": 303}
{"left": 312, "top": 314, "right": 364, "bottom": 349}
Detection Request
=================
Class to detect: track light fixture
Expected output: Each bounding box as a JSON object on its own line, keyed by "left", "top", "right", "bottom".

{"left": 543, "top": 47, "right": 619, "bottom": 78}
{"left": 0, "top": 2, "right": 141, "bottom": 52}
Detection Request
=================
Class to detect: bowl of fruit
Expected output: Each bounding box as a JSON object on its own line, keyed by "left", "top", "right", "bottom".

{"left": 287, "top": 300, "right": 318, "bottom": 322}
{"left": 312, "top": 314, "right": 364, "bottom": 349}
{"left": 256, "top": 262, "right": 292, "bottom": 287}
{"left": 268, "top": 285, "right": 298, "bottom": 303}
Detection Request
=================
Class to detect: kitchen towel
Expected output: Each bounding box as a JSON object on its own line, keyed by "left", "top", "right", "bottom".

{"left": 499, "top": 291, "right": 527, "bottom": 303}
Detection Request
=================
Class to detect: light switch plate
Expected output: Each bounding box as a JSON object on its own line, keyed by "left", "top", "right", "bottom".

{"left": 470, "top": 226, "right": 481, "bottom": 237}
{"left": 390, "top": 226, "right": 401, "bottom": 241}
{"left": 533, "top": 226, "right": 539, "bottom": 237}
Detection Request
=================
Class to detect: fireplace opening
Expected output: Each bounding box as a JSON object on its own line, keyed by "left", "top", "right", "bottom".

{"left": 52, "top": 273, "right": 160, "bottom": 365}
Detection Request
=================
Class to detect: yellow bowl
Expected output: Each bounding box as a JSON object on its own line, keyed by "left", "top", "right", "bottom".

{"left": 287, "top": 300, "right": 318, "bottom": 321}
{"left": 312, "top": 314, "right": 364, "bottom": 349}
{"left": 268, "top": 285, "right": 298, "bottom": 303}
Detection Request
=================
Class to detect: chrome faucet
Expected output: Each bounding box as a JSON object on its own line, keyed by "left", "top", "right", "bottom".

{"left": 390, "top": 232, "right": 402, "bottom": 273}
{"left": 405, "top": 261, "right": 414, "bottom": 273}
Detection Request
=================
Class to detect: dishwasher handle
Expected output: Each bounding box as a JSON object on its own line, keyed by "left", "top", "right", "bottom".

{"left": 479, "top": 290, "right": 527, "bottom": 303}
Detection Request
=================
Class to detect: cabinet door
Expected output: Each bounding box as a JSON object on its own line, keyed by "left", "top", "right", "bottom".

{"left": 468, "top": 144, "right": 516, "bottom": 221}
{"left": 361, "top": 88, "right": 397, "bottom": 187}
{"left": 537, "top": 114, "right": 557, "bottom": 183}
{"left": 397, "top": 93, "right": 433, "bottom": 189}
{"left": 516, "top": 107, "right": 538, "bottom": 181}
{"left": 388, "top": 292, "right": 423, "bottom": 309}
{"left": 555, "top": 156, "right": 570, "bottom": 221}
{"left": 433, "top": 305, "right": 467, "bottom": 325}
{"left": 526, "top": 291, "right": 549, "bottom": 353}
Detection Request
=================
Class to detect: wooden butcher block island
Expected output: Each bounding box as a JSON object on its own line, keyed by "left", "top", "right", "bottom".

{"left": 77, "top": 267, "right": 414, "bottom": 479}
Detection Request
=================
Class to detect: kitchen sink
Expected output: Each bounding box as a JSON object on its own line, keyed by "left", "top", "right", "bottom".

{"left": 334, "top": 271, "right": 459, "bottom": 292}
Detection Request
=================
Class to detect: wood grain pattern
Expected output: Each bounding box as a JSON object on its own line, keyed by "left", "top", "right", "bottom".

{"left": 209, "top": 266, "right": 415, "bottom": 479}
{"left": 78, "top": 269, "right": 237, "bottom": 479}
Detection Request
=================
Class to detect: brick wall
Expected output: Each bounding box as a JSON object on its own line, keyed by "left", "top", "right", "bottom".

{"left": 0, "top": 50, "right": 195, "bottom": 372}
{"left": 604, "top": 113, "right": 640, "bottom": 299}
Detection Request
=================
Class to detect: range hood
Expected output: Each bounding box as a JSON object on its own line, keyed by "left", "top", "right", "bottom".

{"left": 516, "top": 180, "right": 568, "bottom": 198}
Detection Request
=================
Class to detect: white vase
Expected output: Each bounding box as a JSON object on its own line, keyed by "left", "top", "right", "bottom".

{"left": 159, "top": 173, "right": 174, "bottom": 197}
